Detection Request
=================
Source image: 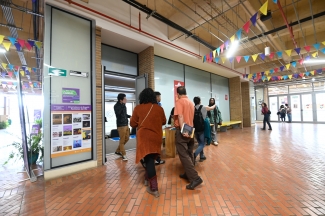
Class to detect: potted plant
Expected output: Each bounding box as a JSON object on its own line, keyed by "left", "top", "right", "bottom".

{"left": 3, "top": 120, "right": 43, "bottom": 165}
{"left": 0, "top": 121, "right": 9, "bottom": 129}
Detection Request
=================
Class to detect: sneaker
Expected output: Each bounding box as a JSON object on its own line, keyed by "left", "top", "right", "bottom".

{"left": 122, "top": 155, "right": 128, "bottom": 161}
{"left": 155, "top": 160, "right": 165, "bottom": 165}
{"left": 115, "top": 152, "right": 122, "bottom": 157}
{"left": 213, "top": 142, "right": 218, "bottom": 146}
{"left": 199, "top": 156, "right": 207, "bottom": 162}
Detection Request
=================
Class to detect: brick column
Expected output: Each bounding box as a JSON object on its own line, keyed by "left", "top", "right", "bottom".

{"left": 241, "top": 81, "right": 251, "bottom": 127}
{"left": 95, "top": 26, "right": 103, "bottom": 166}
{"left": 138, "top": 46, "right": 154, "bottom": 89}
{"left": 229, "top": 77, "right": 243, "bottom": 127}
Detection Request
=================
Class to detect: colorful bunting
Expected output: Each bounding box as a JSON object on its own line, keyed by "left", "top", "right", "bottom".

{"left": 28, "top": 40, "right": 35, "bottom": 48}
{"left": 230, "top": 35, "right": 235, "bottom": 43}
{"left": 243, "top": 21, "right": 250, "bottom": 33}
{"left": 236, "top": 29, "right": 242, "bottom": 40}
{"left": 17, "top": 39, "right": 25, "bottom": 48}
{"left": 305, "top": 72, "right": 310, "bottom": 76}
{"left": 288, "top": 75, "right": 292, "bottom": 79}
{"left": 1, "top": 63, "right": 7, "bottom": 69}
{"left": 8, "top": 64, "right": 14, "bottom": 71}
{"left": 2, "top": 42, "right": 11, "bottom": 51}
{"left": 316, "top": 69, "right": 322, "bottom": 74}
{"left": 202, "top": 56, "right": 205, "bottom": 62}
{"left": 294, "top": 48, "right": 301, "bottom": 55}
{"left": 311, "top": 71, "right": 315, "bottom": 76}
{"left": 220, "top": 44, "right": 225, "bottom": 53}
{"left": 276, "top": 51, "right": 283, "bottom": 58}
{"left": 221, "top": 57, "right": 226, "bottom": 64}
{"left": 313, "top": 43, "right": 320, "bottom": 50}
{"left": 286, "top": 63, "right": 291, "bottom": 70}
{"left": 252, "top": 54, "right": 258, "bottom": 62}
{"left": 244, "top": 56, "right": 250, "bottom": 62}
{"left": 322, "top": 41, "right": 325, "bottom": 46}
{"left": 250, "top": 13, "right": 258, "bottom": 26}
{"left": 7, "top": 36, "right": 16, "bottom": 45}
{"left": 25, "top": 41, "right": 32, "bottom": 51}
{"left": 269, "top": 52, "right": 275, "bottom": 60}
{"left": 304, "top": 45, "right": 311, "bottom": 52}
{"left": 280, "top": 66, "right": 285, "bottom": 71}
{"left": 298, "top": 59, "right": 304, "bottom": 65}
{"left": 291, "top": 61, "right": 297, "bottom": 68}
{"left": 305, "top": 56, "right": 311, "bottom": 61}
{"left": 215, "top": 57, "right": 220, "bottom": 63}
{"left": 1, "top": 72, "right": 6, "bottom": 78}
{"left": 216, "top": 47, "right": 220, "bottom": 56}
{"left": 236, "top": 56, "right": 242, "bottom": 63}
{"left": 272, "top": 0, "right": 278, "bottom": 3}
{"left": 8, "top": 72, "right": 13, "bottom": 78}
{"left": 212, "top": 50, "right": 216, "bottom": 58}
{"left": 285, "top": 49, "right": 292, "bottom": 57}
{"left": 321, "top": 48, "right": 325, "bottom": 54}
{"left": 224, "top": 40, "right": 229, "bottom": 49}
{"left": 274, "top": 68, "right": 279, "bottom": 73}
{"left": 14, "top": 43, "right": 21, "bottom": 51}
{"left": 229, "top": 57, "right": 234, "bottom": 63}
{"left": 14, "top": 71, "right": 18, "bottom": 77}
{"left": 20, "top": 70, "right": 24, "bottom": 76}
{"left": 259, "top": 53, "right": 265, "bottom": 60}
{"left": 312, "top": 51, "right": 318, "bottom": 58}
{"left": 259, "top": 0, "right": 269, "bottom": 16}
{"left": 0, "top": 35, "right": 4, "bottom": 44}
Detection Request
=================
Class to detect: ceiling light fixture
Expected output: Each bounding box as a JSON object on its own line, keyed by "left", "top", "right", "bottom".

{"left": 0, "top": 47, "right": 6, "bottom": 53}
{"left": 226, "top": 40, "right": 239, "bottom": 58}
{"left": 304, "top": 59, "right": 325, "bottom": 64}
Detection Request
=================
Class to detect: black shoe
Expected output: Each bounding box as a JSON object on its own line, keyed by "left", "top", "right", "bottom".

{"left": 268, "top": 128, "right": 272, "bottom": 130}
{"left": 186, "top": 177, "right": 203, "bottom": 190}
{"left": 179, "top": 173, "right": 189, "bottom": 180}
{"left": 140, "top": 159, "right": 146, "bottom": 168}
{"left": 115, "top": 152, "right": 122, "bottom": 157}
{"left": 261, "top": 128, "right": 265, "bottom": 130}
{"left": 199, "top": 156, "right": 206, "bottom": 162}
{"left": 155, "top": 160, "right": 165, "bottom": 165}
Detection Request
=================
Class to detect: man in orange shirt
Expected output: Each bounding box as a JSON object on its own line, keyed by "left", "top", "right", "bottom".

{"left": 174, "top": 86, "right": 203, "bottom": 190}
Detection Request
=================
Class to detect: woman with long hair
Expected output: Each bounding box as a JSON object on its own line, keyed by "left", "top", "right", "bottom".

{"left": 207, "top": 98, "right": 222, "bottom": 145}
{"left": 261, "top": 102, "right": 272, "bottom": 130}
{"left": 130, "top": 88, "right": 166, "bottom": 197}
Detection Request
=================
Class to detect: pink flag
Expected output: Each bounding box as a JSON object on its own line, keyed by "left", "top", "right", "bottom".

{"left": 304, "top": 45, "right": 311, "bottom": 52}
{"left": 17, "top": 39, "right": 25, "bottom": 48}
{"left": 236, "top": 56, "right": 242, "bottom": 63}
{"left": 243, "top": 21, "right": 250, "bottom": 33}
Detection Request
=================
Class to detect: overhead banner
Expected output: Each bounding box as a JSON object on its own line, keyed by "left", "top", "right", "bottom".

{"left": 51, "top": 104, "right": 92, "bottom": 158}
{"left": 174, "top": 80, "right": 185, "bottom": 105}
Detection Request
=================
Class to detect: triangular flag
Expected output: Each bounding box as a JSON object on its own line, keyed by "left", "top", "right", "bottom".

{"left": 203, "top": 56, "right": 206, "bottom": 62}
{"left": 269, "top": 52, "right": 275, "bottom": 60}
{"left": 216, "top": 47, "right": 220, "bottom": 56}
{"left": 250, "top": 13, "right": 258, "bottom": 26}
{"left": 20, "top": 70, "right": 25, "bottom": 76}
{"left": 32, "top": 67, "right": 37, "bottom": 73}
{"left": 312, "top": 51, "right": 318, "bottom": 58}
{"left": 261, "top": 72, "right": 265, "bottom": 76}
{"left": 259, "top": 0, "right": 268, "bottom": 16}
{"left": 274, "top": 68, "right": 279, "bottom": 73}
{"left": 1, "top": 63, "right": 7, "bottom": 69}
{"left": 259, "top": 53, "right": 265, "bottom": 60}
{"left": 285, "top": 49, "right": 292, "bottom": 57}
{"left": 273, "top": 0, "right": 278, "bottom": 3}
{"left": 270, "top": 69, "right": 274, "bottom": 74}
{"left": 17, "top": 39, "right": 25, "bottom": 48}
{"left": 313, "top": 43, "right": 320, "bottom": 50}
{"left": 243, "top": 21, "right": 250, "bottom": 33}
{"left": 229, "top": 57, "right": 234, "bottom": 63}
{"left": 28, "top": 40, "right": 35, "bottom": 47}
{"left": 35, "top": 41, "right": 42, "bottom": 49}
{"left": 304, "top": 45, "right": 311, "bottom": 52}
{"left": 286, "top": 63, "right": 290, "bottom": 70}
{"left": 244, "top": 56, "right": 250, "bottom": 62}
{"left": 267, "top": 76, "right": 271, "bottom": 81}
{"left": 8, "top": 72, "right": 13, "bottom": 77}
{"left": 242, "top": 74, "right": 246, "bottom": 78}
{"left": 21, "top": 66, "right": 26, "bottom": 71}
{"left": 288, "top": 75, "right": 292, "bottom": 79}
{"left": 305, "top": 72, "right": 310, "bottom": 76}
{"left": 298, "top": 59, "right": 304, "bottom": 65}
{"left": 25, "top": 41, "right": 32, "bottom": 51}
{"left": 280, "top": 66, "right": 285, "bottom": 71}
{"left": 299, "top": 73, "right": 304, "bottom": 78}
{"left": 321, "top": 48, "right": 325, "bottom": 54}
{"left": 213, "top": 50, "right": 216, "bottom": 58}
{"left": 2, "top": 42, "right": 11, "bottom": 51}
{"left": 291, "top": 61, "right": 297, "bottom": 67}
{"left": 8, "top": 64, "right": 14, "bottom": 71}
{"left": 221, "top": 57, "right": 226, "bottom": 64}
{"left": 224, "top": 40, "right": 229, "bottom": 49}
{"left": 248, "top": 74, "right": 253, "bottom": 79}
{"left": 230, "top": 35, "right": 235, "bottom": 43}
{"left": 7, "top": 36, "right": 16, "bottom": 45}
{"left": 265, "top": 70, "right": 269, "bottom": 75}
{"left": 215, "top": 57, "right": 220, "bottom": 63}
{"left": 276, "top": 51, "right": 282, "bottom": 58}
{"left": 202, "top": 56, "right": 205, "bottom": 62}
{"left": 220, "top": 44, "right": 225, "bottom": 53}
{"left": 278, "top": 76, "right": 282, "bottom": 80}
{"left": 1, "top": 72, "right": 6, "bottom": 78}
{"left": 294, "top": 48, "right": 301, "bottom": 55}
{"left": 236, "top": 29, "right": 242, "bottom": 40}
{"left": 252, "top": 54, "right": 258, "bottom": 62}
{"left": 322, "top": 41, "right": 325, "bottom": 46}
{"left": 236, "top": 56, "right": 242, "bottom": 63}
{"left": 14, "top": 71, "right": 18, "bottom": 77}
{"left": 316, "top": 69, "right": 322, "bottom": 74}
{"left": 305, "top": 56, "right": 311, "bottom": 61}
{"left": 310, "top": 71, "right": 315, "bottom": 76}
{"left": 0, "top": 35, "right": 4, "bottom": 44}
{"left": 14, "top": 43, "right": 21, "bottom": 51}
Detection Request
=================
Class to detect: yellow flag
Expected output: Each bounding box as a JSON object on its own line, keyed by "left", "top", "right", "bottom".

{"left": 259, "top": 0, "right": 268, "bottom": 15}
{"left": 267, "top": 76, "right": 271, "bottom": 81}
{"left": 252, "top": 54, "right": 258, "bottom": 62}
{"left": 20, "top": 70, "right": 25, "bottom": 76}
{"left": 248, "top": 74, "right": 253, "bottom": 79}
{"left": 288, "top": 75, "right": 292, "bottom": 79}
{"left": 202, "top": 56, "right": 204, "bottom": 62}
{"left": 221, "top": 57, "right": 226, "bottom": 64}
{"left": 285, "top": 49, "right": 292, "bottom": 57}
{"left": 310, "top": 71, "right": 314, "bottom": 75}
{"left": 286, "top": 63, "right": 290, "bottom": 70}
{"left": 213, "top": 50, "right": 216, "bottom": 58}
{"left": 2, "top": 42, "right": 11, "bottom": 51}
{"left": 35, "top": 41, "right": 42, "bottom": 49}
{"left": 1, "top": 63, "right": 7, "bottom": 69}
{"left": 28, "top": 67, "right": 31, "bottom": 72}
{"left": 312, "top": 51, "right": 318, "bottom": 58}
{"left": 230, "top": 35, "right": 235, "bottom": 43}
{"left": 0, "top": 35, "right": 4, "bottom": 44}
{"left": 322, "top": 41, "right": 325, "bottom": 46}
{"left": 265, "top": 70, "right": 269, "bottom": 75}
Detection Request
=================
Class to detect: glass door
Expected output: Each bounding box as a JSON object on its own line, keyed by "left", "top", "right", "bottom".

{"left": 290, "top": 95, "right": 301, "bottom": 122}
{"left": 301, "top": 94, "right": 313, "bottom": 122}
{"left": 316, "top": 93, "right": 325, "bottom": 122}
{"left": 269, "top": 96, "right": 278, "bottom": 121}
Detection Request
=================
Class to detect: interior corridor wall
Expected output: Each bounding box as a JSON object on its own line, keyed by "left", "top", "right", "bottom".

{"left": 154, "top": 56, "right": 230, "bottom": 122}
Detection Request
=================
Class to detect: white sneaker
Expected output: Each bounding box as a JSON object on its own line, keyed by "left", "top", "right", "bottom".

{"left": 122, "top": 155, "right": 128, "bottom": 161}
{"left": 213, "top": 142, "right": 218, "bottom": 146}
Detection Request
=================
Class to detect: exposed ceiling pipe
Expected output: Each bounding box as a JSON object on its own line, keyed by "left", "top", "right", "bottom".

{"left": 307, "top": 0, "right": 317, "bottom": 43}
{"left": 291, "top": 0, "right": 307, "bottom": 46}
{"left": 277, "top": 0, "right": 307, "bottom": 72}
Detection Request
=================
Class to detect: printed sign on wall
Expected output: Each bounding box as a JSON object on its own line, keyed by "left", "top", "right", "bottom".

{"left": 51, "top": 104, "right": 92, "bottom": 158}
{"left": 62, "top": 88, "right": 80, "bottom": 103}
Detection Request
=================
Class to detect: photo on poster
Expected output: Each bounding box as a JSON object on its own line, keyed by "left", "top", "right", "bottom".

{"left": 82, "top": 121, "right": 91, "bottom": 128}
{"left": 52, "top": 146, "right": 62, "bottom": 152}
{"left": 73, "top": 116, "right": 82, "bottom": 123}
{"left": 82, "top": 129, "right": 91, "bottom": 140}
{"left": 63, "top": 125, "right": 73, "bottom": 136}
{"left": 73, "top": 140, "right": 82, "bottom": 148}
{"left": 52, "top": 131, "right": 62, "bottom": 137}
{"left": 52, "top": 114, "right": 62, "bottom": 125}
{"left": 63, "top": 114, "right": 72, "bottom": 124}
{"left": 63, "top": 146, "right": 72, "bottom": 151}
{"left": 82, "top": 114, "right": 90, "bottom": 121}
{"left": 73, "top": 128, "right": 82, "bottom": 135}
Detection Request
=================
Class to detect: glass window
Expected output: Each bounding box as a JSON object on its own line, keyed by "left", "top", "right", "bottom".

{"left": 269, "top": 96, "right": 278, "bottom": 121}
{"left": 185, "top": 66, "right": 211, "bottom": 108}
{"left": 211, "top": 74, "right": 230, "bottom": 121}
{"left": 255, "top": 88, "right": 264, "bottom": 121}
{"left": 313, "top": 81, "right": 325, "bottom": 91}
{"left": 154, "top": 57, "right": 184, "bottom": 122}
{"left": 316, "top": 93, "right": 325, "bottom": 122}
{"left": 289, "top": 83, "right": 313, "bottom": 94}
{"left": 268, "top": 86, "right": 288, "bottom": 95}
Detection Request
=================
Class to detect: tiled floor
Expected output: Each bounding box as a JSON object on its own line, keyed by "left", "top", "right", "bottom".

{"left": 1, "top": 122, "right": 325, "bottom": 215}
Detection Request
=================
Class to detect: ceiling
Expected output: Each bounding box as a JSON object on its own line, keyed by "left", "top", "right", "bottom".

{"left": 129, "top": 0, "right": 325, "bottom": 81}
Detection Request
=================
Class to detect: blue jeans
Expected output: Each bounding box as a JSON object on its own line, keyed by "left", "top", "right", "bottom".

{"left": 194, "top": 132, "right": 205, "bottom": 159}
{"left": 287, "top": 113, "right": 292, "bottom": 122}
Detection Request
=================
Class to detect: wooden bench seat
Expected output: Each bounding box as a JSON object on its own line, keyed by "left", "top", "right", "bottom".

{"left": 218, "top": 121, "right": 242, "bottom": 132}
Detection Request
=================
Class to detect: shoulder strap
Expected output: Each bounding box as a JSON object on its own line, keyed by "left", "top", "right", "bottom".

{"left": 198, "top": 105, "right": 203, "bottom": 111}
{"left": 139, "top": 104, "right": 154, "bottom": 127}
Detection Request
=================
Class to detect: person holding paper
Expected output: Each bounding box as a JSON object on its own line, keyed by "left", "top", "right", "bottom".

{"left": 174, "top": 86, "right": 203, "bottom": 190}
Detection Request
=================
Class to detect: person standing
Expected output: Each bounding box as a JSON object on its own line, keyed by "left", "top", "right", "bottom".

{"left": 114, "top": 93, "right": 131, "bottom": 161}
{"left": 279, "top": 105, "right": 286, "bottom": 122}
{"left": 193, "top": 97, "right": 215, "bottom": 163}
{"left": 207, "top": 98, "right": 222, "bottom": 145}
{"left": 154, "top": 91, "right": 165, "bottom": 165}
{"left": 174, "top": 86, "right": 203, "bottom": 190}
{"left": 285, "top": 103, "right": 292, "bottom": 123}
{"left": 261, "top": 102, "right": 272, "bottom": 130}
{"left": 130, "top": 88, "right": 166, "bottom": 197}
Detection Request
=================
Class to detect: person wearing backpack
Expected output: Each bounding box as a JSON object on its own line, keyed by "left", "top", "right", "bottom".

{"left": 261, "top": 102, "right": 272, "bottom": 130}
{"left": 193, "top": 97, "right": 215, "bottom": 163}
{"left": 279, "top": 105, "right": 286, "bottom": 122}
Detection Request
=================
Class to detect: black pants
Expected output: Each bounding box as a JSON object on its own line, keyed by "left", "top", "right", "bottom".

{"left": 263, "top": 114, "right": 272, "bottom": 129}
{"left": 144, "top": 153, "right": 157, "bottom": 179}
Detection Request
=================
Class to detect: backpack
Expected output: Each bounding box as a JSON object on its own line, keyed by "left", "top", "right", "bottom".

{"left": 193, "top": 105, "right": 205, "bottom": 132}
{"left": 281, "top": 108, "right": 286, "bottom": 114}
